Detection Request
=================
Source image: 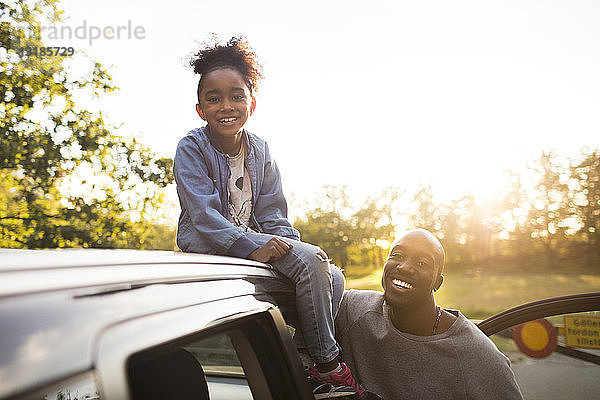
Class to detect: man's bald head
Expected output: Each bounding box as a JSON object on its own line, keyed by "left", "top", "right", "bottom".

{"left": 390, "top": 229, "right": 445, "bottom": 275}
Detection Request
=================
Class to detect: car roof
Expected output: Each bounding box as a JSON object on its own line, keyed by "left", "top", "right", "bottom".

{"left": 0, "top": 249, "right": 269, "bottom": 298}
{"left": 0, "top": 248, "right": 264, "bottom": 271}
{"left": 0, "top": 249, "right": 286, "bottom": 399}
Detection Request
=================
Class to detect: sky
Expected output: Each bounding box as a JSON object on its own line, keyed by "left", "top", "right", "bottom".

{"left": 44, "top": 0, "right": 600, "bottom": 214}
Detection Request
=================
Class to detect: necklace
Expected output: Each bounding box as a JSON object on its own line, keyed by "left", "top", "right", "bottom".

{"left": 432, "top": 305, "right": 442, "bottom": 335}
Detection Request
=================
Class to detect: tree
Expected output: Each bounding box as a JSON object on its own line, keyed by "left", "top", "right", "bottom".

{"left": 294, "top": 186, "right": 354, "bottom": 268}
{"left": 435, "top": 200, "right": 464, "bottom": 265}
{"left": 348, "top": 188, "right": 399, "bottom": 272}
{"left": 570, "top": 150, "right": 600, "bottom": 266}
{"left": 295, "top": 186, "right": 401, "bottom": 275}
{"left": 409, "top": 185, "right": 440, "bottom": 234}
{"left": 295, "top": 208, "right": 353, "bottom": 268}
{"left": 1, "top": 0, "right": 174, "bottom": 248}
{"left": 524, "top": 152, "right": 570, "bottom": 267}
{"left": 498, "top": 172, "right": 534, "bottom": 265}
{"left": 459, "top": 194, "right": 500, "bottom": 267}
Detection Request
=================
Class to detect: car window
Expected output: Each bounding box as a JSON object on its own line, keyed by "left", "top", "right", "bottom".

{"left": 185, "top": 332, "right": 244, "bottom": 376}
{"left": 490, "top": 311, "right": 600, "bottom": 400}
{"left": 125, "top": 308, "right": 310, "bottom": 400}
{"left": 185, "top": 332, "right": 252, "bottom": 399}
{"left": 128, "top": 330, "right": 254, "bottom": 400}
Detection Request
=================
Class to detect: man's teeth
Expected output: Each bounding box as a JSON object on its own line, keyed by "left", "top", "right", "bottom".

{"left": 219, "top": 117, "right": 237, "bottom": 123}
{"left": 392, "top": 279, "right": 413, "bottom": 289}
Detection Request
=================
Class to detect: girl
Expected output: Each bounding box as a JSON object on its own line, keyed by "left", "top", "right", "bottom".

{"left": 173, "top": 37, "right": 374, "bottom": 399}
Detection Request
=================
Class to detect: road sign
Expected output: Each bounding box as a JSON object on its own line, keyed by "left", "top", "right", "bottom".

{"left": 513, "top": 318, "right": 557, "bottom": 358}
{"left": 564, "top": 315, "right": 600, "bottom": 349}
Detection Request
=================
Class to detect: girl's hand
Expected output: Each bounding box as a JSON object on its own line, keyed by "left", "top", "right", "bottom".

{"left": 248, "top": 238, "right": 293, "bottom": 263}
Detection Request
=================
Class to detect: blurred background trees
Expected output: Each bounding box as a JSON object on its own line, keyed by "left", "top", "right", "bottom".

{"left": 1, "top": 0, "right": 174, "bottom": 249}
{"left": 2, "top": 1, "right": 598, "bottom": 275}
{"left": 293, "top": 149, "right": 600, "bottom": 277}
{"left": 571, "top": 151, "right": 600, "bottom": 267}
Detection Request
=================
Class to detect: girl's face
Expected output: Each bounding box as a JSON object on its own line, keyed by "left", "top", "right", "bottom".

{"left": 196, "top": 67, "right": 256, "bottom": 142}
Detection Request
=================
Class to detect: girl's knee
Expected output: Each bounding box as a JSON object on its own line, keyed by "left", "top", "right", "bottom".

{"left": 330, "top": 265, "right": 345, "bottom": 318}
{"left": 290, "top": 242, "right": 329, "bottom": 267}
{"left": 330, "top": 265, "right": 346, "bottom": 292}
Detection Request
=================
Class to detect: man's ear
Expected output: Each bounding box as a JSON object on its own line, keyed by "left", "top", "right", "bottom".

{"left": 196, "top": 104, "right": 206, "bottom": 120}
{"left": 250, "top": 96, "right": 256, "bottom": 115}
{"left": 433, "top": 275, "right": 443, "bottom": 292}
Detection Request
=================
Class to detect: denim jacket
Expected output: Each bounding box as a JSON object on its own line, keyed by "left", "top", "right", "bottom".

{"left": 173, "top": 125, "right": 300, "bottom": 257}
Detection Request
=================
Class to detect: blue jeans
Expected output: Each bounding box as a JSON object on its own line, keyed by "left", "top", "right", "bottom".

{"left": 245, "top": 232, "right": 345, "bottom": 364}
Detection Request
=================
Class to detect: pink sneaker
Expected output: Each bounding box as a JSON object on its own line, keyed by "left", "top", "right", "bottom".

{"left": 308, "top": 363, "right": 369, "bottom": 398}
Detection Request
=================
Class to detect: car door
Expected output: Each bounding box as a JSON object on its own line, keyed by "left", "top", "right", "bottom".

{"left": 477, "top": 292, "right": 600, "bottom": 400}
{"left": 94, "top": 284, "right": 313, "bottom": 400}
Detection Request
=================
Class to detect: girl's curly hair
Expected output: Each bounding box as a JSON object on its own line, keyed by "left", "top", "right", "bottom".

{"left": 190, "top": 35, "right": 263, "bottom": 101}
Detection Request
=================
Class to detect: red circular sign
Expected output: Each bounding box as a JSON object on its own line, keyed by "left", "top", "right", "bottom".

{"left": 513, "top": 318, "right": 557, "bottom": 358}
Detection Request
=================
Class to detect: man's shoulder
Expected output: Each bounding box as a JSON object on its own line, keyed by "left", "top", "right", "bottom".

{"left": 451, "top": 313, "right": 508, "bottom": 357}
{"left": 451, "top": 312, "right": 487, "bottom": 340}
{"left": 454, "top": 312, "right": 482, "bottom": 332}
{"left": 342, "top": 289, "right": 385, "bottom": 313}
{"left": 336, "top": 289, "right": 385, "bottom": 337}
{"left": 449, "top": 314, "right": 522, "bottom": 398}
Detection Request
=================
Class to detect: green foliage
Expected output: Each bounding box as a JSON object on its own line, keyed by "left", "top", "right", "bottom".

{"left": 570, "top": 151, "right": 600, "bottom": 266}
{"left": 294, "top": 186, "right": 355, "bottom": 269}
{"left": 410, "top": 185, "right": 439, "bottom": 232}
{"left": 523, "top": 152, "right": 570, "bottom": 267}
{"left": 346, "top": 270, "right": 600, "bottom": 318}
{"left": 294, "top": 186, "right": 397, "bottom": 276}
{"left": 295, "top": 209, "right": 353, "bottom": 267}
{"left": 1, "top": 0, "right": 174, "bottom": 249}
{"left": 409, "top": 149, "right": 600, "bottom": 271}
{"left": 295, "top": 150, "right": 600, "bottom": 275}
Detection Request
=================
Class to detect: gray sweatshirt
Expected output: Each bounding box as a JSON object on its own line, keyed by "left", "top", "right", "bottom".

{"left": 335, "top": 290, "right": 523, "bottom": 400}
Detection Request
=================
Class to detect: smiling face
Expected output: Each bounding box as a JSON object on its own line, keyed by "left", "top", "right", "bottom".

{"left": 382, "top": 229, "right": 444, "bottom": 310}
{"left": 196, "top": 67, "right": 256, "bottom": 146}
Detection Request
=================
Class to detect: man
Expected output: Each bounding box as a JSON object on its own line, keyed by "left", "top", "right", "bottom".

{"left": 335, "top": 229, "right": 523, "bottom": 399}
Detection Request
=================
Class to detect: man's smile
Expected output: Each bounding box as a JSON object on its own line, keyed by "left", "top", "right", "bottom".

{"left": 386, "top": 271, "right": 415, "bottom": 291}
{"left": 391, "top": 278, "right": 413, "bottom": 290}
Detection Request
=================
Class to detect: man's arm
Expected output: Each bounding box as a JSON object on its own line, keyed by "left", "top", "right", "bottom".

{"left": 462, "top": 326, "right": 524, "bottom": 400}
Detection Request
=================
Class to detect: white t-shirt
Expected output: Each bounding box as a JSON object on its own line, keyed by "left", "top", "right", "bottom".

{"left": 227, "top": 144, "right": 253, "bottom": 230}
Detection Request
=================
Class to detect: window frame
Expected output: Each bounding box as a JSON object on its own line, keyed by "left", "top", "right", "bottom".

{"left": 477, "top": 292, "right": 600, "bottom": 336}
{"left": 94, "top": 293, "right": 312, "bottom": 400}
{"left": 478, "top": 292, "right": 600, "bottom": 366}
